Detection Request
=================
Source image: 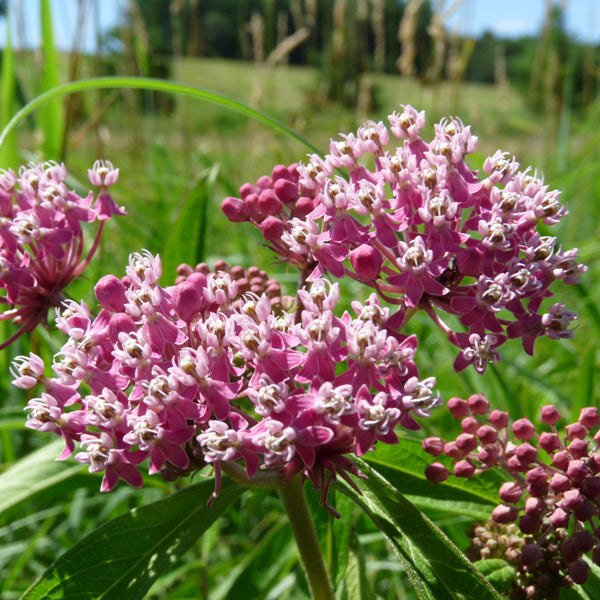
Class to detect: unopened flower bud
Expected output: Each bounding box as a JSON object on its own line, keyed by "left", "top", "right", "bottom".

{"left": 512, "top": 417, "right": 536, "bottom": 440}
{"left": 221, "top": 196, "right": 249, "bottom": 222}
{"left": 519, "top": 514, "right": 541, "bottom": 535}
{"left": 476, "top": 425, "right": 497, "bottom": 444}
{"left": 172, "top": 280, "right": 204, "bottom": 322}
{"left": 454, "top": 459, "right": 476, "bottom": 478}
{"left": 455, "top": 433, "right": 478, "bottom": 454}
{"left": 425, "top": 462, "right": 449, "bottom": 483}
{"left": 443, "top": 441, "right": 464, "bottom": 459}
{"left": 566, "top": 459, "right": 588, "bottom": 482}
{"left": 258, "top": 189, "right": 282, "bottom": 215}
{"left": 568, "top": 438, "right": 590, "bottom": 459}
{"left": 540, "top": 404, "right": 562, "bottom": 425}
{"left": 95, "top": 274, "right": 127, "bottom": 312}
{"left": 422, "top": 436, "right": 445, "bottom": 456}
{"left": 569, "top": 558, "right": 590, "bottom": 584}
{"left": 274, "top": 178, "right": 298, "bottom": 204}
{"left": 579, "top": 407, "right": 599, "bottom": 429}
{"left": 447, "top": 396, "right": 469, "bottom": 418}
{"left": 521, "top": 543, "right": 543, "bottom": 567}
{"left": 292, "top": 196, "right": 315, "bottom": 219}
{"left": 478, "top": 446, "right": 500, "bottom": 466}
{"left": 468, "top": 394, "right": 490, "bottom": 415}
{"left": 350, "top": 244, "right": 383, "bottom": 281}
{"left": 561, "top": 537, "right": 580, "bottom": 564}
{"left": 566, "top": 422, "right": 587, "bottom": 440}
{"left": 582, "top": 476, "right": 600, "bottom": 498}
{"left": 572, "top": 531, "right": 595, "bottom": 554}
{"left": 549, "top": 507, "right": 570, "bottom": 528}
{"left": 539, "top": 431, "right": 561, "bottom": 454}
{"left": 492, "top": 504, "right": 520, "bottom": 524}
{"left": 550, "top": 473, "right": 571, "bottom": 493}
{"left": 516, "top": 443, "right": 538, "bottom": 465}
{"left": 574, "top": 501, "right": 595, "bottom": 522}
{"left": 461, "top": 416, "right": 480, "bottom": 434}
{"left": 499, "top": 481, "right": 523, "bottom": 503}
{"left": 525, "top": 496, "right": 546, "bottom": 516}
{"left": 259, "top": 216, "right": 285, "bottom": 242}
{"left": 553, "top": 450, "right": 571, "bottom": 470}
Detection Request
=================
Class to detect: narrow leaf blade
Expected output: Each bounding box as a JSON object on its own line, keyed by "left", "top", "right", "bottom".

{"left": 335, "top": 459, "right": 501, "bottom": 600}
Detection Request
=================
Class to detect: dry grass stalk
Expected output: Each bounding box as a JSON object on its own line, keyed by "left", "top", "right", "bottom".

{"left": 397, "top": 0, "right": 423, "bottom": 77}
{"left": 370, "top": 0, "right": 386, "bottom": 72}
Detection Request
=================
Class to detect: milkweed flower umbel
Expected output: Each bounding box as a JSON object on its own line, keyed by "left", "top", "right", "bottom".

{"left": 13, "top": 252, "right": 441, "bottom": 507}
{"left": 0, "top": 160, "right": 124, "bottom": 349}
{"left": 222, "top": 106, "right": 586, "bottom": 373}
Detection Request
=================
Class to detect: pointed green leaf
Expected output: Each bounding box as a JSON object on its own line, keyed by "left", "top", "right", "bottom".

{"left": 472, "top": 559, "right": 515, "bottom": 594}
{"left": 335, "top": 459, "right": 501, "bottom": 600}
{"left": 161, "top": 165, "right": 217, "bottom": 282}
{"left": 39, "top": 0, "right": 63, "bottom": 158}
{"left": 0, "top": 439, "right": 88, "bottom": 516}
{"left": 22, "top": 477, "right": 244, "bottom": 599}
{"left": 0, "top": 19, "right": 18, "bottom": 168}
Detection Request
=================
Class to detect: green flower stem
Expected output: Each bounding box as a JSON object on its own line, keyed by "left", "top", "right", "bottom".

{"left": 278, "top": 476, "right": 335, "bottom": 600}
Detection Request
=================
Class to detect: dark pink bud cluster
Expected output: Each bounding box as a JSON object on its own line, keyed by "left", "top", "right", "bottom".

{"left": 0, "top": 159, "right": 125, "bottom": 349}
{"left": 13, "top": 251, "right": 441, "bottom": 508}
{"left": 222, "top": 106, "right": 586, "bottom": 373}
{"left": 424, "top": 400, "right": 600, "bottom": 587}
{"left": 174, "top": 260, "right": 295, "bottom": 313}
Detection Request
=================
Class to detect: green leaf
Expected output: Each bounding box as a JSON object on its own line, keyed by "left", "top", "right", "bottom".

{"left": 364, "top": 436, "right": 505, "bottom": 515}
{"left": 0, "top": 77, "right": 320, "bottom": 156}
{"left": 337, "top": 533, "right": 374, "bottom": 600}
{"left": 160, "top": 165, "right": 217, "bottom": 282}
{"left": 0, "top": 439, "right": 88, "bottom": 516}
{"left": 472, "top": 559, "right": 515, "bottom": 594}
{"left": 335, "top": 458, "right": 501, "bottom": 600}
{"left": 0, "top": 19, "right": 18, "bottom": 169}
{"left": 211, "top": 518, "right": 297, "bottom": 600}
{"left": 39, "top": 0, "right": 63, "bottom": 158}
{"left": 329, "top": 491, "right": 354, "bottom": 587}
{"left": 22, "top": 477, "right": 244, "bottom": 600}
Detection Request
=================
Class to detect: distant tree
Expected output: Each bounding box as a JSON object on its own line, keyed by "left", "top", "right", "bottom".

{"left": 465, "top": 31, "right": 496, "bottom": 84}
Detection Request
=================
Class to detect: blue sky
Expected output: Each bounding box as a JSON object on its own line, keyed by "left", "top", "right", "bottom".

{"left": 0, "top": 0, "right": 598, "bottom": 53}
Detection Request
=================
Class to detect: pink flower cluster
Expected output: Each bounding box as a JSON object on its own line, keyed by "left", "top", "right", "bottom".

{"left": 0, "top": 160, "right": 125, "bottom": 349}
{"left": 13, "top": 251, "right": 441, "bottom": 504}
{"left": 424, "top": 397, "right": 600, "bottom": 585}
{"left": 222, "top": 106, "right": 586, "bottom": 373}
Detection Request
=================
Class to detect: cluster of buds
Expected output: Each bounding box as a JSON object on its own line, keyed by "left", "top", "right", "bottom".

{"left": 0, "top": 160, "right": 124, "bottom": 349}
{"left": 12, "top": 250, "right": 441, "bottom": 508}
{"left": 174, "top": 260, "right": 295, "bottom": 313}
{"left": 424, "top": 397, "right": 600, "bottom": 587}
{"left": 222, "top": 106, "right": 586, "bottom": 373}
{"left": 468, "top": 519, "right": 570, "bottom": 599}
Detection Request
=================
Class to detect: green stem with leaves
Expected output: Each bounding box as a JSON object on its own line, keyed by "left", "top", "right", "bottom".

{"left": 278, "top": 476, "right": 335, "bottom": 600}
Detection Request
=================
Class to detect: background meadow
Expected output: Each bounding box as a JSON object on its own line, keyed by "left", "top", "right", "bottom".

{"left": 1, "top": 1, "right": 599, "bottom": 598}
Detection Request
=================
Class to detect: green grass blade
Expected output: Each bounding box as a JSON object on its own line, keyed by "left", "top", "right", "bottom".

{"left": 160, "top": 164, "right": 217, "bottom": 282}
{"left": 0, "top": 19, "right": 18, "bottom": 168}
{"left": 0, "top": 439, "right": 87, "bottom": 516}
{"left": 39, "top": 0, "right": 63, "bottom": 158}
{"left": 22, "top": 477, "right": 244, "bottom": 600}
{"left": 0, "top": 77, "right": 320, "bottom": 156}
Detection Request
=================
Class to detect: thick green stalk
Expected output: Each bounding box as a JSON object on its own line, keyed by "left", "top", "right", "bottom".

{"left": 278, "top": 476, "right": 334, "bottom": 600}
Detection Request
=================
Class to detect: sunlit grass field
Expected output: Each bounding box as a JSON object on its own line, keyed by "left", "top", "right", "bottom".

{"left": 1, "top": 55, "right": 599, "bottom": 598}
